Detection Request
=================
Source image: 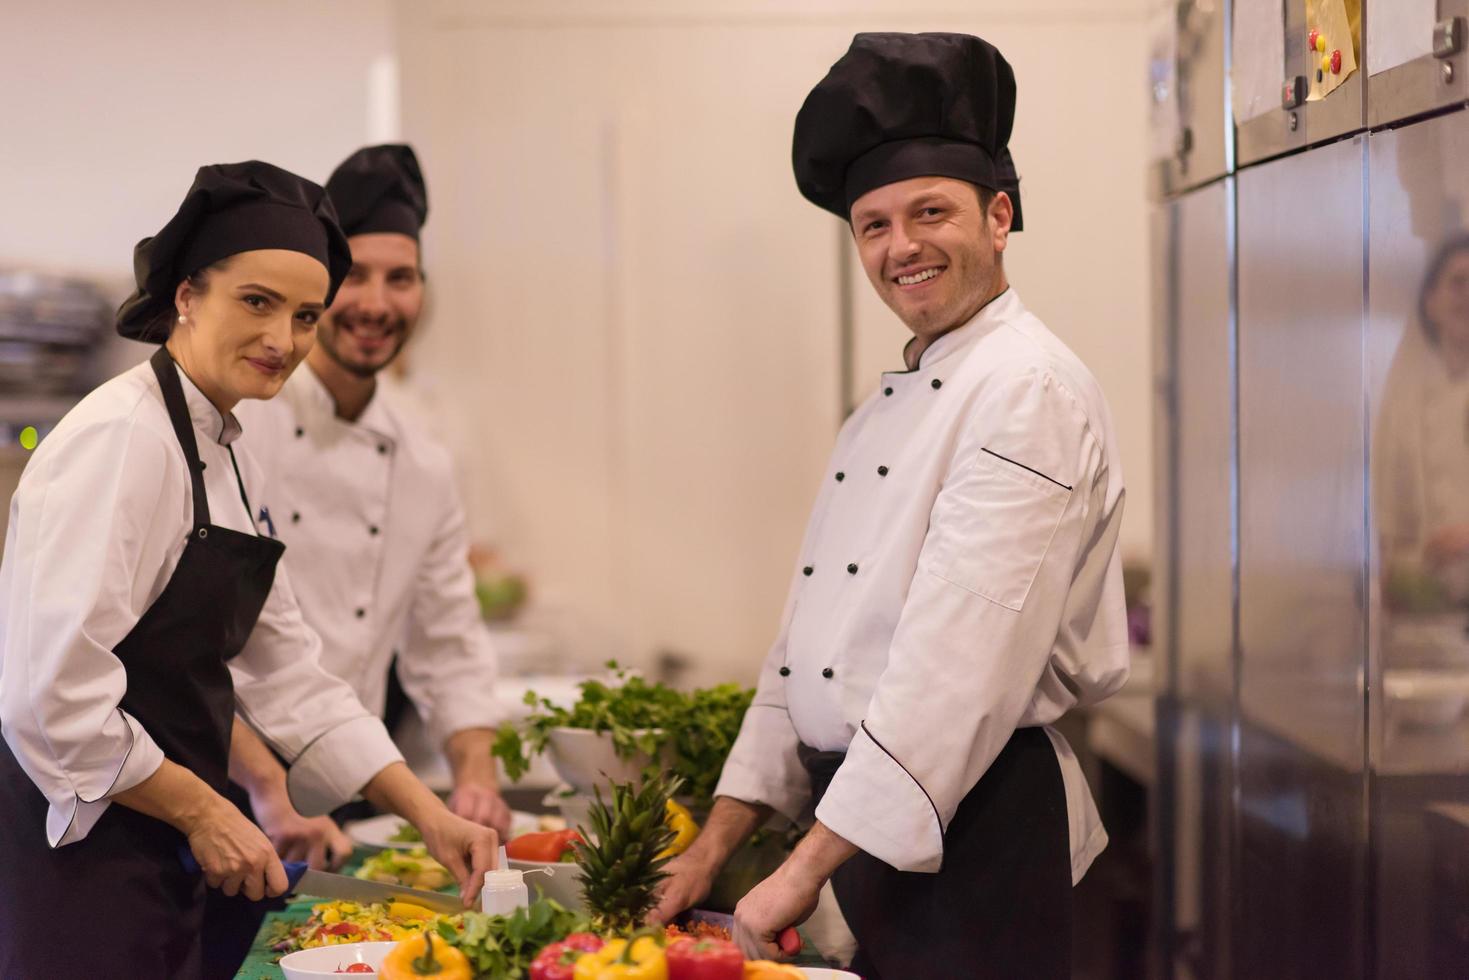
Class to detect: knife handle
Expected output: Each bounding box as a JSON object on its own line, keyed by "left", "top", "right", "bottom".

{"left": 177, "top": 846, "right": 309, "bottom": 894}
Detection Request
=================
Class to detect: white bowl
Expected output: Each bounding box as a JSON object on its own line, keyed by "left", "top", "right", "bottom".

{"left": 509, "top": 856, "right": 587, "bottom": 912}
{"left": 545, "top": 727, "right": 670, "bottom": 794}
{"left": 801, "top": 970, "right": 861, "bottom": 980}
{"left": 279, "top": 941, "right": 397, "bottom": 978}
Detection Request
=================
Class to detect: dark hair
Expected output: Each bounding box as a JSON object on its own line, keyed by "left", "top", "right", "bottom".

{"left": 148, "top": 258, "right": 230, "bottom": 340}
{"left": 1418, "top": 233, "right": 1469, "bottom": 345}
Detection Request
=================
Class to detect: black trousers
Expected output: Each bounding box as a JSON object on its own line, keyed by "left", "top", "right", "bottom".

{"left": 802, "top": 727, "right": 1074, "bottom": 980}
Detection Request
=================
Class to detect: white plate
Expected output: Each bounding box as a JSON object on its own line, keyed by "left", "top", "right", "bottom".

{"left": 279, "top": 940, "right": 396, "bottom": 978}
{"left": 346, "top": 810, "right": 544, "bottom": 850}
{"left": 801, "top": 969, "right": 861, "bottom": 980}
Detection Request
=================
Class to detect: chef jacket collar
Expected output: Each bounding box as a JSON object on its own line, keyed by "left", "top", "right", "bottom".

{"left": 295, "top": 361, "right": 397, "bottom": 444}
{"left": 887, "top": 286, "right": 1017, "bottom": 377}
{"left": 171, "top": 361, "right": 243, "bottom": 446}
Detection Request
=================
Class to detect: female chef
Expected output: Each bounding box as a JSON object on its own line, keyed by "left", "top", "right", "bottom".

{"left": 0, "top": 161, "right": 497, "bottom": 976}
{"left": 1376, "top": 233, "right": 1469, "bottom": 605}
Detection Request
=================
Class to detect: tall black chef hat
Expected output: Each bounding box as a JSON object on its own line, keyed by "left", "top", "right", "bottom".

{"left": 793, "top": 32, "right": 1023, "bottom": 231}
{"left": 116, "top": 161, "right": 351, "bottom": 342}
{"left": 325, "top": 144, "right": 428, "bottom": 239}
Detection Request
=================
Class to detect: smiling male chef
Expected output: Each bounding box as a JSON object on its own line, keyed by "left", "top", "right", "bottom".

{"left": 230, "top": 145, "right": 509, "bottom": 860}
{"left": 649, "top": 33, "right": 1130, "bottom": 978}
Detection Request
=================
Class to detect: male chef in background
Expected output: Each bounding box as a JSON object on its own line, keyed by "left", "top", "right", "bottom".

{"left": 650, "top": 33, "right": 1130, "bottom": 979}
{"left": 231, "top": 145, "right": 510, "bottom": 864}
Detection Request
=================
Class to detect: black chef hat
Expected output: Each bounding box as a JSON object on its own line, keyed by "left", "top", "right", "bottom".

{"left": 793, "top": 32, "right": 1023, "bottom": 231}
{"left": 116, "top": 161, "right": 351, "bottom": 342}
{"left": 325, "top": 144, "right": 428, "bottom": 239}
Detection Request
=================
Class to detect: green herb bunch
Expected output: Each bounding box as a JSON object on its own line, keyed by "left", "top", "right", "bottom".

{"left": 491, "top": 662, "right": 754, "bottom": 807}
{"left": 437, "top": 899, "right": 589, "bottom": 979}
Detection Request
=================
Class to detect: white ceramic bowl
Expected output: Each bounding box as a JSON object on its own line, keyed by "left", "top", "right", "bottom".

{"left": 509, "top": 856, "right": 587, "bottom": 912}
{"left": 801, "top": 969, "right": 861, "bottom": 980}
{"left": 279, "top": 941, "right": 396, "bottom": 978}
{"left": 545, "top": 727, "right": 670, "bottom": 794}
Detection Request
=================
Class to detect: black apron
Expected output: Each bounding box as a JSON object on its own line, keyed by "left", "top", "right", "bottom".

{"left": 0, "top": 348, "right": 285, "bottom": 978}
{"left": 801, "top": 726, "right": 1074, "bottom": 980}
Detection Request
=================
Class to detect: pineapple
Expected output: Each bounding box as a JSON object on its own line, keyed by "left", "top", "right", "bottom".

{"left": 572, "top": 773, "right": 682, "bottom": 934}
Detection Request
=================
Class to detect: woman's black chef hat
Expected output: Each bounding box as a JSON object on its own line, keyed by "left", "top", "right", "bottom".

{"left": 325, "top": 144, "right": 428, "bottom": 239}
{"left": 116, "top": 160, "right": 351, "bottom": 342}
{"left": 792, "top": 32, "right": 1023, "bottom": 230}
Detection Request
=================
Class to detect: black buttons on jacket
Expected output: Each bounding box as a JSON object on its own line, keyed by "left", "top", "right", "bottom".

{"left": 802, "top": 566, "right": 813, "bottom": 576}
{"left": 822, "top": 667, "right": 835, "bottom": 679}
{"left": 378, "top": 444, "right": 388, "bottom": 455}
{"left": 295, "top": 427, "right": 304, "bottom": 438}
{"left": 779, "top": 666, "right": 791, "bottom": 677}
{"left": 355, "top": 608, "right": 366, "bottom": 619}
{"left": 931, "top": 378, "right": 943, "bottom": 390}
{"left": 847, "top": 563, "right": 859, "bottom": 575}
{"left": 835, "top": 471, "right": 845, "bottom": 482}
{"left": 369, "top": 525, "right": 379, "bottom": 536}
{"left": 877, "top": 465, "right": 889, "bottom": 477}
{"left": 884, "top": 387, "right": 893, "bottom": 396}
{"left": 291, "top": 512, "right": 300, "bottom": 524}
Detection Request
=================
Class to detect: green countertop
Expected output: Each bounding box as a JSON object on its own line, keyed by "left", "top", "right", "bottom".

{"left": 234, "top": 847, "right": 826, "bottom": 978}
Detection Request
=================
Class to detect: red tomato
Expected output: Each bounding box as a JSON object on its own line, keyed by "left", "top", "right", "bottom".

{"left": 322, "top": 923, "right": 362, "bottom": 937}
{"left": 336, "top": 964, "right": 374, "bottom": 974}
{"left": 506, "top": 829, "right": 585, "bottom": 862}
{"left": 665, "top": 937, "right": 745, "bottom": 980}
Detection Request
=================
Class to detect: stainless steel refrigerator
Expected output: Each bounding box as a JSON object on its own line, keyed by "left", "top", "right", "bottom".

{"left": 1152, "top": 2, "right": 1469, "bottom": 977}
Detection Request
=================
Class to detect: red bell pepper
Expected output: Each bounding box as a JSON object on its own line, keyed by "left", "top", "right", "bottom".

{"left": 529, "top": 933, "right": 605, "bottom": 980}
{"left": 665, "top": 937, "right": 744, "bottom": 980}
{"left": 507, "top": 829, "right": 585, "bottom": 862}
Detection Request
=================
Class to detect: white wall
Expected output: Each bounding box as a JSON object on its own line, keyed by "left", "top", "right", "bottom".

{"left": 397, "top": 0, "right": 1155, "bottom": 684}
{"left": 0, "top": 0, "right": 398, "bottom": 277}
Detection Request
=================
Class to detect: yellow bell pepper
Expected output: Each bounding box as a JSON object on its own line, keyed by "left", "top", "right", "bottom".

{"left": 657, "top": 799, "right": 699, "bottom": 859}
{"left": 573, "top": 930, "right": 668, "bottom": 980}
{"left": 389, "top": 901, "right": 436, "bottom": 921}
{"left": 380, "top": 930, "right": 473, "bottom": 980}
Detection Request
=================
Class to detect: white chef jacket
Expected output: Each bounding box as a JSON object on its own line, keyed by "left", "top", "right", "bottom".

{"left": 1373, "top": 324, "right": 1469, "bottom": 599}
{"left": 0, "top": 360, "right": 404, "bottom": 848}
{"left": 716, "top": 289, "right": 1130, "bottom": 881}
{"left": 234, "top": 364, "right": 498, "bottom": 751}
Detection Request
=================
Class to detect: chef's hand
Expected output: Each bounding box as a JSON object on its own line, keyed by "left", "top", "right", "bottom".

{"left": 186, "top": 795, "right": 290, "bottom": 902}
{"left": 251, "top": 790, "right": 354, "bottom": 871}
{"left": 1426, "top": 524, "right": 1469, "bottom": 569}
{"left": 447, "top": 779, "right": 513, "bottom": 839}
{"left": 417, "top": 810, "right": 500, "bottom": 907}
{"left": 647, "top": 850, "right": 718, "bottom": 925}
{"left": 444, "top": 728, "right": 512, "bottom": 838}
{"left": 732, "top": 861, "right": 820, "bottom": 961}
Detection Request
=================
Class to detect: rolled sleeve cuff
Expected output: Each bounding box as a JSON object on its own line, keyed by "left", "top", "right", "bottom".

{"left": 714, "top": 754, "right": 810, "bottom": 824}
{"left": 286, "top": 716, "right": 403, "bottom": 817}
{"left": 53, "top": 715, "right": 165, "bottom": 847}
{"left": 814, "top": 726, "right": 945, "bottom": 873}
{"left": 425, "top": 698, "right": 500, "bottom": 753}
{"left": 713, "top": 703, "right": 811, "bottom": 823}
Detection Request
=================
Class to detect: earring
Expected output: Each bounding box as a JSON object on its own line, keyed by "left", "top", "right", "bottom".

{"left": 177, "top": 314, "right": 187, "bottom": 325}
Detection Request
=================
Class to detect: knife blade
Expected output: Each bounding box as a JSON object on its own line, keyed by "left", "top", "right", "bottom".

{"left": 292, "top": 866, "right": 466, "bottom": 915}
{"left": 178, "top": 847, "right": 466, "bottom": 914}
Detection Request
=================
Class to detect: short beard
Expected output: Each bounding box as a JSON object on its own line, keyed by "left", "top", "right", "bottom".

{"left": 318, "top": 324, "right": 406, "bottom": 379}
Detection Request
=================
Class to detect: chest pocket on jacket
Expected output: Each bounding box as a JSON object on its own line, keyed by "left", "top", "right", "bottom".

{"left": 923, "top": 448, "right": 1072, "bottom": 611}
